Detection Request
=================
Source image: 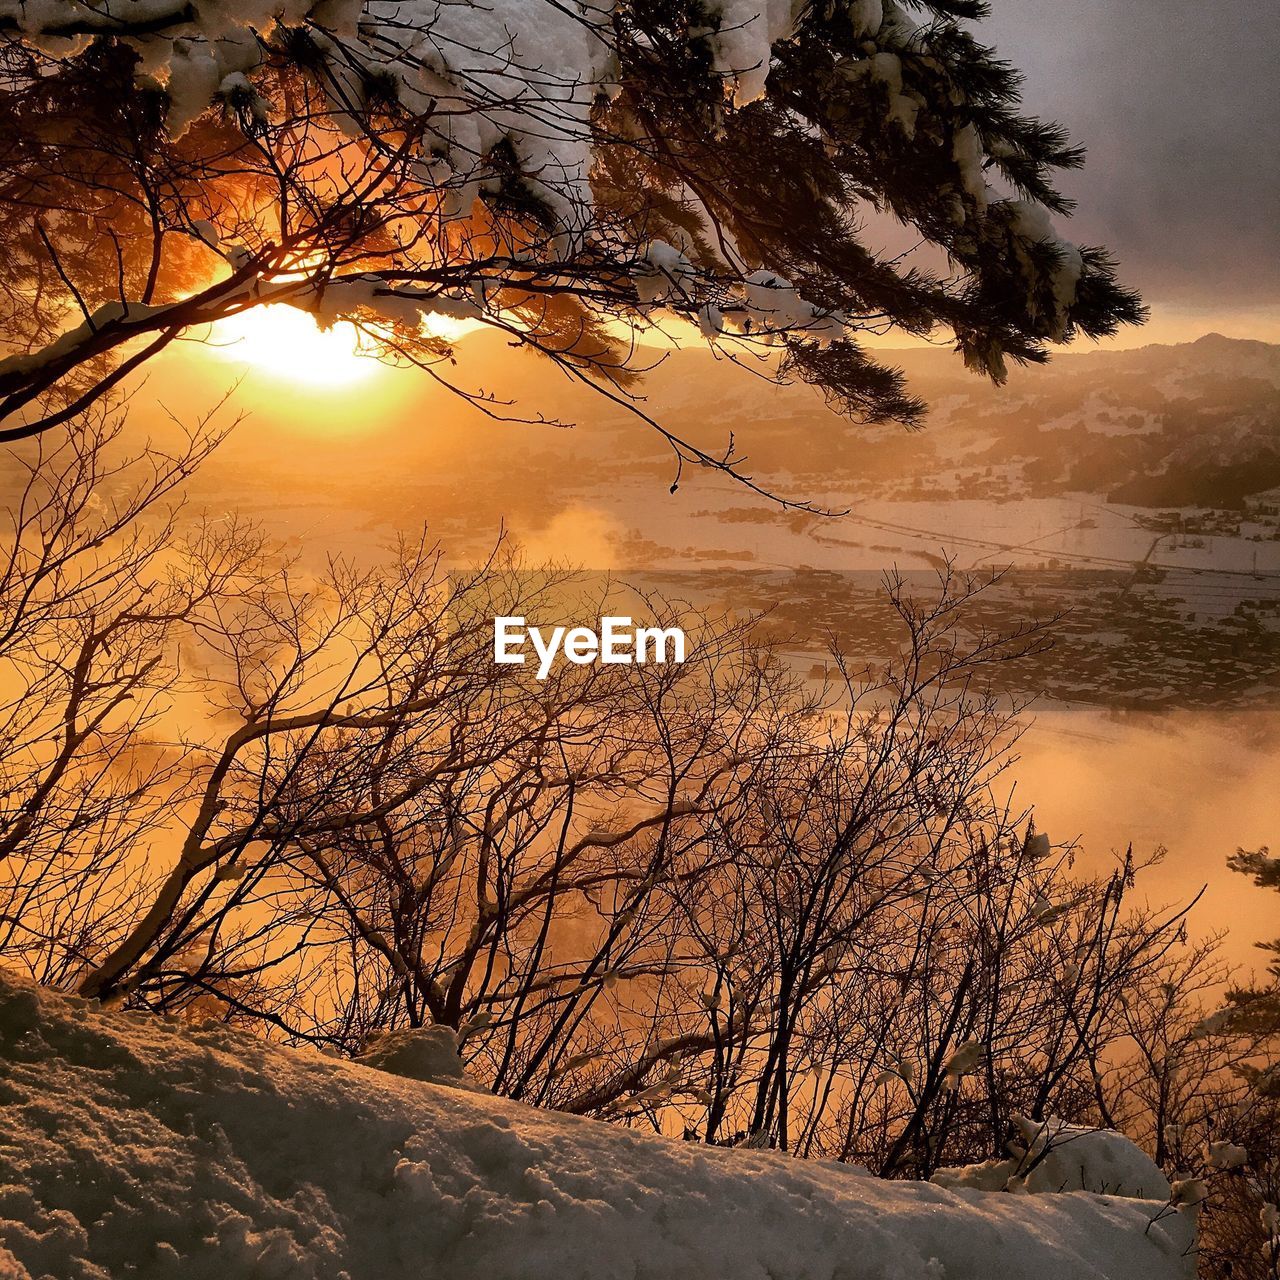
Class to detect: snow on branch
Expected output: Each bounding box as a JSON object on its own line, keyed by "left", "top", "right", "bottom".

{"left": 0, "top": 0, "right": 1145, "bottom": 481}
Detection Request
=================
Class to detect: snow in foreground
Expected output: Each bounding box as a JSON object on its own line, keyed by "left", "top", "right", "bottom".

{"left": 0, "top": 971, "right": 1193, "bottom": 1279}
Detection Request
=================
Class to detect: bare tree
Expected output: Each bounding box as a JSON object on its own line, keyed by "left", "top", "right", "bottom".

{"left": 0, "top": 403, "right": 255, "bottom": 985}
{"left": 2, "top": 419, "right": 1246, "bottom": 1209}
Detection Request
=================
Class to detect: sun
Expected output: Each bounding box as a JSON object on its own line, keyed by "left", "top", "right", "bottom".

{"left": 206, "top": 305, "right": 382, "bottom": 387}
{"left": 205, "top": 304, "right": 480, "bottom": 388}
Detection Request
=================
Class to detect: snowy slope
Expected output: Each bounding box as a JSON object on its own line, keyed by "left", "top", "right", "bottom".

{"left": 0, "top": 971, "right": 1193, "bottom": 1280}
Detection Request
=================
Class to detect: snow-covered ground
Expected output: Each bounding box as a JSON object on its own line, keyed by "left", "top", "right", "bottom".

{"left": 0, "top": 971, "right": 1194, "bottom": 1279}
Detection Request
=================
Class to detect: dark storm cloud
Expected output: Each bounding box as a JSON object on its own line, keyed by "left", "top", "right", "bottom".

{"left": 978, "top": 0, "right": 1280, "bottom": 310}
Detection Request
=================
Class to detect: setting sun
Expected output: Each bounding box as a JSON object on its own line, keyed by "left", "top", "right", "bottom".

{"left": 205, "top": 303, "right": 483, "bottom": 387}
{"left": 206, "top": 305, "right": 382, "bottom": 387}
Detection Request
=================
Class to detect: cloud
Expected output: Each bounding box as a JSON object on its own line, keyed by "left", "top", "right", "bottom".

{"left": 980, "top": 0, "right": 1280, "bottom": 310}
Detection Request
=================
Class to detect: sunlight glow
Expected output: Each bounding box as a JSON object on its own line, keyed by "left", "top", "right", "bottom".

{"left": 206, "top": 304, "right": 479, "bottom": 387}
{"left": 208, "top": 305, "right": 379, "bottom": 386}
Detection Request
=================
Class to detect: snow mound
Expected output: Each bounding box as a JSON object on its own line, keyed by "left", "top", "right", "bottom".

{"left": 0, "top": 972, "right": 1193, "bottom": 1279}
{"left": 932, "top": 1157, "right": 1023, "bottom": 1193}
{"left": 1014, "top": 1117, "right": 1173, "bottom": 1199}
{"left": 933, "top": 1117, "right": 1172, "bottom": 1201}
{"left": 356, "top": 1024, "right": 488, "bottom": 1092}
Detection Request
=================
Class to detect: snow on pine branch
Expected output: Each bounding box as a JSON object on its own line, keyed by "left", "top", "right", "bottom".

{"left": 0, "top": 0, "right": 1088, "bottom": 290}
{"left": 1, "top": 0, "right": 846, "bottom": 337}
{"left": 0, "top": 0, "right": 1139, "bottom": 446}
{"left": 3, "top": 0, "right": 796, "bottom": 238}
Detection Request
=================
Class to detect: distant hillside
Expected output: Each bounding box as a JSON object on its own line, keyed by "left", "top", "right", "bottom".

{"left": 444, "top": 331, "right": 1280, "bottom": 507}
{"left": 586, "top": 332, "right": 1280, "bottom": 508}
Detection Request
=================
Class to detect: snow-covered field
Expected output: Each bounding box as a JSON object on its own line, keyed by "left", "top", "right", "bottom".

{"left": 0, "top": 971, "right": 1194, "bottom": 1279}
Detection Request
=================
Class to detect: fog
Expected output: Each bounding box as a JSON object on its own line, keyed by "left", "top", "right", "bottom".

{"left": 1012, "top": 704, "right": 1280, "bottom": 971}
